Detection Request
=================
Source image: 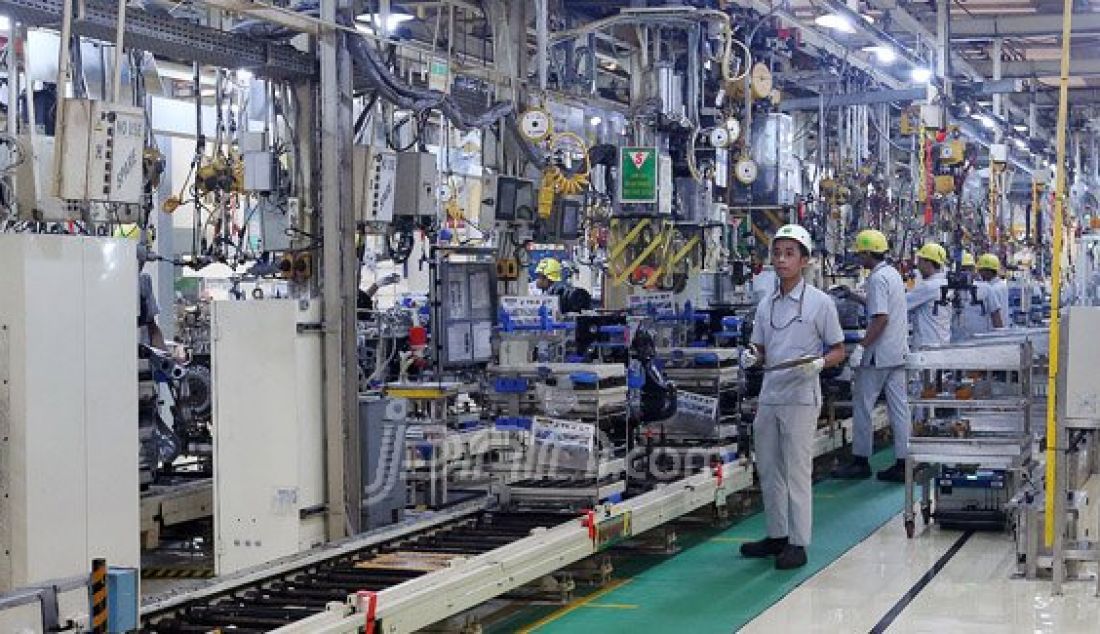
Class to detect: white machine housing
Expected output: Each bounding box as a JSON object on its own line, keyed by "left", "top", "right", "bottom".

{"left": 0, "top": 235, "right": 140, "bottom": 592}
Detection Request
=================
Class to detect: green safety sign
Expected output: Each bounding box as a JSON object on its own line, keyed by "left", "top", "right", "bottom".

{"left": 619, "top": 146, "right": 658, "bottom": 203}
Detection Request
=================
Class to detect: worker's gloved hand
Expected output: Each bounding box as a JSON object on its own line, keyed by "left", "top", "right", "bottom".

{"left": 849, "top": 344, "right": 864, "bottom": 368}
{"left": 799, "top": 357, "right": 826, "bottom": 377}
{"left": 378, "top": 273, "right": 402, "bottom": 287}
{"left": 739, "top": 344, "right": 760, "bottom": 369}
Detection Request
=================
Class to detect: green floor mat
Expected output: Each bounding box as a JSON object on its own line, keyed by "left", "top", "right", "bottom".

{"left": 513, "top": 450, "right": 904, "bottom": 634}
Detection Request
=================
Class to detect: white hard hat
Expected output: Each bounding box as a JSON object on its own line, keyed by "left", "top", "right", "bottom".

{"left": 772, "top": 224, "right": 813, "bottom": 255}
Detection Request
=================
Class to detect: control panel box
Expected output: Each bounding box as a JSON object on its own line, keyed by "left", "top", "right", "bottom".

{"left": 394, "top": 151, "right": 438, "bottom": 217}
{"left": 57, "top": 99, "right": 146, "bottom": 204}
{"left": 354, "top": 146, "right": 397, "bottom": 223}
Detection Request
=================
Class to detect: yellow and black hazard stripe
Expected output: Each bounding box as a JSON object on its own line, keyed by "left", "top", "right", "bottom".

{"left": 90, "top": 558, "right": 108, "bottom": 633}
{"left": 142, "top": 566, "right": 215, "bottom": 579}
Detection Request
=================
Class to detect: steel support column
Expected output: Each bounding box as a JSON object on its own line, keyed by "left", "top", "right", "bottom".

{"left": 319, "top": 0, "right": 359, "bottom": 540}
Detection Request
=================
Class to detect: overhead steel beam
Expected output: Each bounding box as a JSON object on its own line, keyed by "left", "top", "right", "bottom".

{"left": 779, "top": 79, "right": 1029, "bottom": 111}
{"left": 198, "top": 0, "right": 320, "bottom": 35}
{"left": 0, "top": 0, "right": 315, "bottom": 78}
{"left": 868, "top": 0, "right": 1047, "bottom": 135}
{"left": 1033, "top": 88, "right": 1100, "bottom": 107}
{"left": 780, "top": 88, "right": 925, "bottom": 111}
{"left": 732, "top": 1, "right": 903, "bottom": 90}
{"left": 950, "top": 13, "right": 1100, "bottom": 39}
{"left": 984, "top": 57, "right": 1100, "bottom": 79}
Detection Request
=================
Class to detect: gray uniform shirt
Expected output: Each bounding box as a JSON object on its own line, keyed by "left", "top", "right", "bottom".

{"left": 907, "top": 271, "right": 952, "bottom": 348}
{"left": 953, "top": 280, "right": 1002, "bottom": 342}
{"left": 139, "top": 272, "right": 160, "bottom": 346}
{"left": 992, "top": 278, "right": 1010, "bottom": 323}
{"left": 751, "top": 279, "right": 844, "bottom": 407}
{"left": 862, "top": 262, "right": 909, "bottom": 368}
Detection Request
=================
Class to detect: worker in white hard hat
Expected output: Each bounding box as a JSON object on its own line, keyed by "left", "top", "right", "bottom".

{"left": 833, "top": 229, "right": 911, "bottom": 483}
{"left": 907, "top": 242, "right": 952, "bottom": 348}
{"left": 535, "top": 257, "right": 592, "bottom": 313}
{"left": 739, "top": 224, "right": 846, "bottom": 569}
{"left": 953, "top": 251, "right": 1004, "bottom": 341}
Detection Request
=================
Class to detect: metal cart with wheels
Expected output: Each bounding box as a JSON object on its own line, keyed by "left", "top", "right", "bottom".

{"left": 903, "top": 341, "right": 1034, "bottom": 538}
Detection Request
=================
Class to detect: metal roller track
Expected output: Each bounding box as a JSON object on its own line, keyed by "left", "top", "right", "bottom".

{"left": 0, "top": 0, "right": 315, "bottom": 79}
{"left": 142, "top": 510, "right": 574, "bottom": 633}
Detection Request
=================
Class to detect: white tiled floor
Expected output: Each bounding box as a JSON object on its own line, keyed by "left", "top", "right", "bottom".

{"left": 744, "top": 488, "right": 1100, "bottom": 634}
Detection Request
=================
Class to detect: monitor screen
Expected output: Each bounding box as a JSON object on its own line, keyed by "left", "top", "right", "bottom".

{"left": 496, "top": 177, "right": 518, "bottom": 221}
{"left": 559, "top": 199, "right": 581, "bottom": 240}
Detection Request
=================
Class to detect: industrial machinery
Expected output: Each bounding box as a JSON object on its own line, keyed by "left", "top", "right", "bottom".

{"left": 0, "top": 0, "right": 1080, "bottom": 629}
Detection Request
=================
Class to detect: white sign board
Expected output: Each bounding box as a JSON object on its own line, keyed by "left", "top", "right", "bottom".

{"left": 677, "top": 391, "right": 719, "bottom": 420}
{"left": 500, "top": 295, "right": 561, "bottom": 325}
{"left": 531, "top": 417, "right": 595, "bottom": 452}
{"left": 628, "top": 291, "right": 675, "bottom": 315}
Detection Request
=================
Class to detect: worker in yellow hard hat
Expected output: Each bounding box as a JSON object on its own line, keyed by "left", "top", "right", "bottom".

{"left": 834, "top": 229, "right": 910, "bottom": 482}
{"left": 954, "top": 250, "right": 1004, "bottom": 341}
{"left": 977, "top": 253, "right": 1010, "bottom": 325}
{"left": 534, "top": 257, "right": 591, "bottom": 313}
{"left": 907, "top": 243, "right": 952, "bottom": 348}
{"left": 115, "top": 223, "right": 166, "bottom": 349}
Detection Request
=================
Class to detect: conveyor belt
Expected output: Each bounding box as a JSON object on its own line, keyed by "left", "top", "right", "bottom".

{"left": 142, "top": 511, "right": 572, "bottom": 633}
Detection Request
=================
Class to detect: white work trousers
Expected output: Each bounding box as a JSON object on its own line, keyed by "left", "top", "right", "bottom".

{"left": 754, "top": 403, "right": 817, "bottom": 547}
{"left": 852, "top": 366, "right": 910, "bottom": 459}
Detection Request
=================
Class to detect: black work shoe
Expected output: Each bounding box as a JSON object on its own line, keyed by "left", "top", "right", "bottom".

{"left": 831, "top": 459, "right": 871, "bottom": 479}
{"left": 775, "top": 544, "right": 807, "bottom": 569}
{"left": 739, "top": 536, "right": 788, "bottom": 558}
{"left": 876, "top": 459, "right": 906, "bottom": 483}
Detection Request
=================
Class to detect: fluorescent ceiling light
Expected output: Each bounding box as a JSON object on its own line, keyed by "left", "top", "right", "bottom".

{"left": 1014, "top": 124, "right": 1028, "bottom": 132}
{"left": 862, "top": 45, "right": 896, "bottom": 64}
{"left": 814, "top": 13, "right": 854, "bottom": 33}
{"left": 355, "top": 12, "right": 414, "bottom": 34}
{"left": 589, "top": 116, "right": 602, "bottom": 126}
{"left": 910, "top": 67, "right": 933, "bottom": 83}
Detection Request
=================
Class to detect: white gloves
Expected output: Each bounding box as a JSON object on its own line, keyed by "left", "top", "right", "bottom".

{"left": 799, "top": 357, "right": 826, "bottom": 377}
{"left": 849, "top": 344, "right": 864, "bottom": 368}
{"left": 740, "top": 344, "right": 761, "bottom": 368}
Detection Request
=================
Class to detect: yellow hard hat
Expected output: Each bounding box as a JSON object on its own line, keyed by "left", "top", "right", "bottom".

{"left": 977, "top": 253, "right": 1001, "bottom": 272}
{"left": 535, "top": 257, "right": 563, "bottom": 283}
{"left": 114, "top": 223, "right": 141, "bottom": 240}
{"left": 960, "top": 251, "right": 976, "bottom": 268}
{"left": 916, "top": 242, "right": 947, "bottom": 267}
{"left": 853, "top": 229, "right": 888, "bottom": 254}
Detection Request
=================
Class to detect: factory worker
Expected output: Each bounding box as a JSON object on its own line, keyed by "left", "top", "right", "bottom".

{"left": 907, "top": 243, "right": 952, "bottom": 348}
{"left": 977, "top": 253, "right": 1010, "bottom": 325}
{"left": 117, "top": 224, "right": 166, "bottom": 349}
{"left": 953, "top": 252, "right": 1004, "bottom": 341}
{"left": 535, "top": 257, "right": 592, "bottom": 313}
{"left": 832, "top": 229, "right": 911, "bottom": 483}
{"left": 739, "top": 224, "right": 845, "bottom": 569}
